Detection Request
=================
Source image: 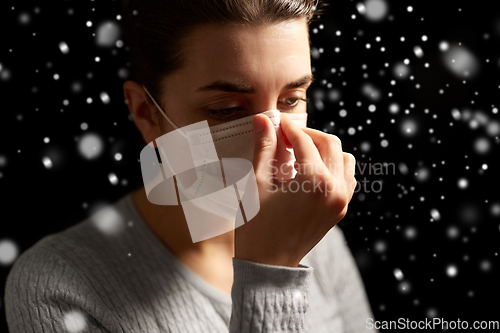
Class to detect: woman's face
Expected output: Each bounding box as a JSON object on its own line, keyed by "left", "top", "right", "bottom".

{"left": 156, "top": 18, "right": 313, "bottom": 132}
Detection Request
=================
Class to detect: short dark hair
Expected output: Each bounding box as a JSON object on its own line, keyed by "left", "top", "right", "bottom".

{"left": 121, "top": 0, "right": 330, "bottom": 105}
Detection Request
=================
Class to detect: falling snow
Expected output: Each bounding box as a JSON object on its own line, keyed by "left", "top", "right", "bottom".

{"left": 63, "top": 310, "right": 87, "bottom": 333}
{"left": 78, "top": 133, "right": 104, "bottom": 159}
{"left": 0, "top": 239, "right": 19, "bottom": 266}
{"left": 96, "top": 21, "right": 121, "bottom": 47}
{"left": 0, "top": 2, "right": 498, "bottom": 328}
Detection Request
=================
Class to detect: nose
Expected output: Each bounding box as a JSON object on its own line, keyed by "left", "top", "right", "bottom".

{"left": 252, "top": 97, "right": 279, "bottom": 115}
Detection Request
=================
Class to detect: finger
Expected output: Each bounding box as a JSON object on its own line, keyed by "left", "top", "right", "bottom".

{"left": 348, "top": 181, "right": 356, "bottom": 203}
{"left": 252, "top": 114, "right": 277, "bottom": 184}
{"left": 279, "top": 113, "right": 323, "bottom": 173}
{"left": 300, "top": 127, "right": 344, "bottom": 177}
{"left": 343, "top": 152, "right": 357, "bottom": 199}
{"left": 343, "top": 152, "right": 356, "bottom": 182}
{"left": 281, "top": 125, "right": 293, "bottom": 149}
{"left": 274, "top": 128, "right": 295, "bottom": 181}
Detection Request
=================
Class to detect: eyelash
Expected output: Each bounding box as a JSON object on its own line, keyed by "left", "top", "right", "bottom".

{"left": 207, "top": 97, "right": 310, "bottom": 121}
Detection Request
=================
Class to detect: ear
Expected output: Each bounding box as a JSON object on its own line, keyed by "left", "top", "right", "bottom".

{"left": 123, "top": 80, "right": 163, "bottom": 146}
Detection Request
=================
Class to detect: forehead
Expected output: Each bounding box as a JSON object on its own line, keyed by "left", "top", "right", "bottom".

{"left": 171, "top": 20, "right": 311, "bottom": 87}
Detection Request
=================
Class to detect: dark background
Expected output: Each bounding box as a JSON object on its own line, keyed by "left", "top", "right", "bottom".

{"left": 1, "top": 0, "right": 499, "bottom": 332}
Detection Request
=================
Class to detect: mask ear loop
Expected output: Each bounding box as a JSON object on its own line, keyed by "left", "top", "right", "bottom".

{"left": 142, "top": 85, "right": 180, "bottom": 131}
{"left": 142, "top": 85, "right": 189, "bottom": 191}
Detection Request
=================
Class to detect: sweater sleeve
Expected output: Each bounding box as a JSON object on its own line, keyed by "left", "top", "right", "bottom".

{"left": 329, "top": 227, "right": 378, "bottom": 333}
{"left": 229, "top": 258, "right": 314, "bottom": 333}
{"left": 4, "top": 246, "right": 113, "bottom": 333}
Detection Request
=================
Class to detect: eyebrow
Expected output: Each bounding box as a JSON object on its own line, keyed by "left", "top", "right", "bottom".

{"left": 194, "top": 74, "right": 315, "bottom": 94}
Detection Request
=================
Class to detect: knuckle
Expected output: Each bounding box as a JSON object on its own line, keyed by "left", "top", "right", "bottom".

{"left": 316, "top": 132, "right": 340, "bottom": 147}
{"left": 337, "top": 195, "right": 349, "bottom": 209}
{"left": 328, "top": 193, "right": 348, "bottom": 212}
{"left": 329, "top": 199, "right": 348, "bottom": 220}
{"left": 255, "top": 136, "right": 275, "bottom": 151}
{"left": 328, "top": 135, "right": 342, "bottom": 147}
{"left": 339, "top": 206, "right": 348, "bottom": 220}
{"left": 344, "top": 152, "right": 356, "bottom": 165}
{"left": 351, "top": 177, "right": 358, "bottom": 190}
{"left": 343, "top": 153, "right": 356, "bottom": 176}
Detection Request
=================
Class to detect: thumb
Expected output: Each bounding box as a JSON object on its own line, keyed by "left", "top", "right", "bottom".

{"left": 252, "top": 114, "right": 277, "bottom": 184}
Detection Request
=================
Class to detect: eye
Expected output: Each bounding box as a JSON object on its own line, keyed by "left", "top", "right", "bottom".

{"left": 205, "top": 97, "right": 309, "bottom": 122}
{"left": 283, "top": 97, "right": 309, "bottom": 109}
{"left": 206, "top": 106, "right": 246, "bottom": 121}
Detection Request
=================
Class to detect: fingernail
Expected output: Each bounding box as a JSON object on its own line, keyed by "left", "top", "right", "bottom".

{"left": 253, "top": 115, "right": 265, "bottom": 134}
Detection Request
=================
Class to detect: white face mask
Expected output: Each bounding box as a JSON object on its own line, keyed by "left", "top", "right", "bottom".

{"left": 140, "top": 85, "right": 308, "bottom": 242}
{"left": 142, "top": 85, "right": 308, "bottom": 179}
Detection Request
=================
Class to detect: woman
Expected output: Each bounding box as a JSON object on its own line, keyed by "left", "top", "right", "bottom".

{"left": 5, "top": 0, "right": 377, "bottom": 332}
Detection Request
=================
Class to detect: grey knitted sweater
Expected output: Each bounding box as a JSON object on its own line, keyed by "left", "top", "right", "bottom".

{"left": 4, "top": 193, "right": 377, "bottom": 333}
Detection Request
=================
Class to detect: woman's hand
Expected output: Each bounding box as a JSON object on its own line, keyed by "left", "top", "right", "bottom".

{"left": 234, "top": 113, "right": 356, "bottom": 267}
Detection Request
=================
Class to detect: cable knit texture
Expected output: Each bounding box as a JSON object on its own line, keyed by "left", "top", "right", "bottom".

{"left": 4, "top": 193, "right": 377, "bottom": 333}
